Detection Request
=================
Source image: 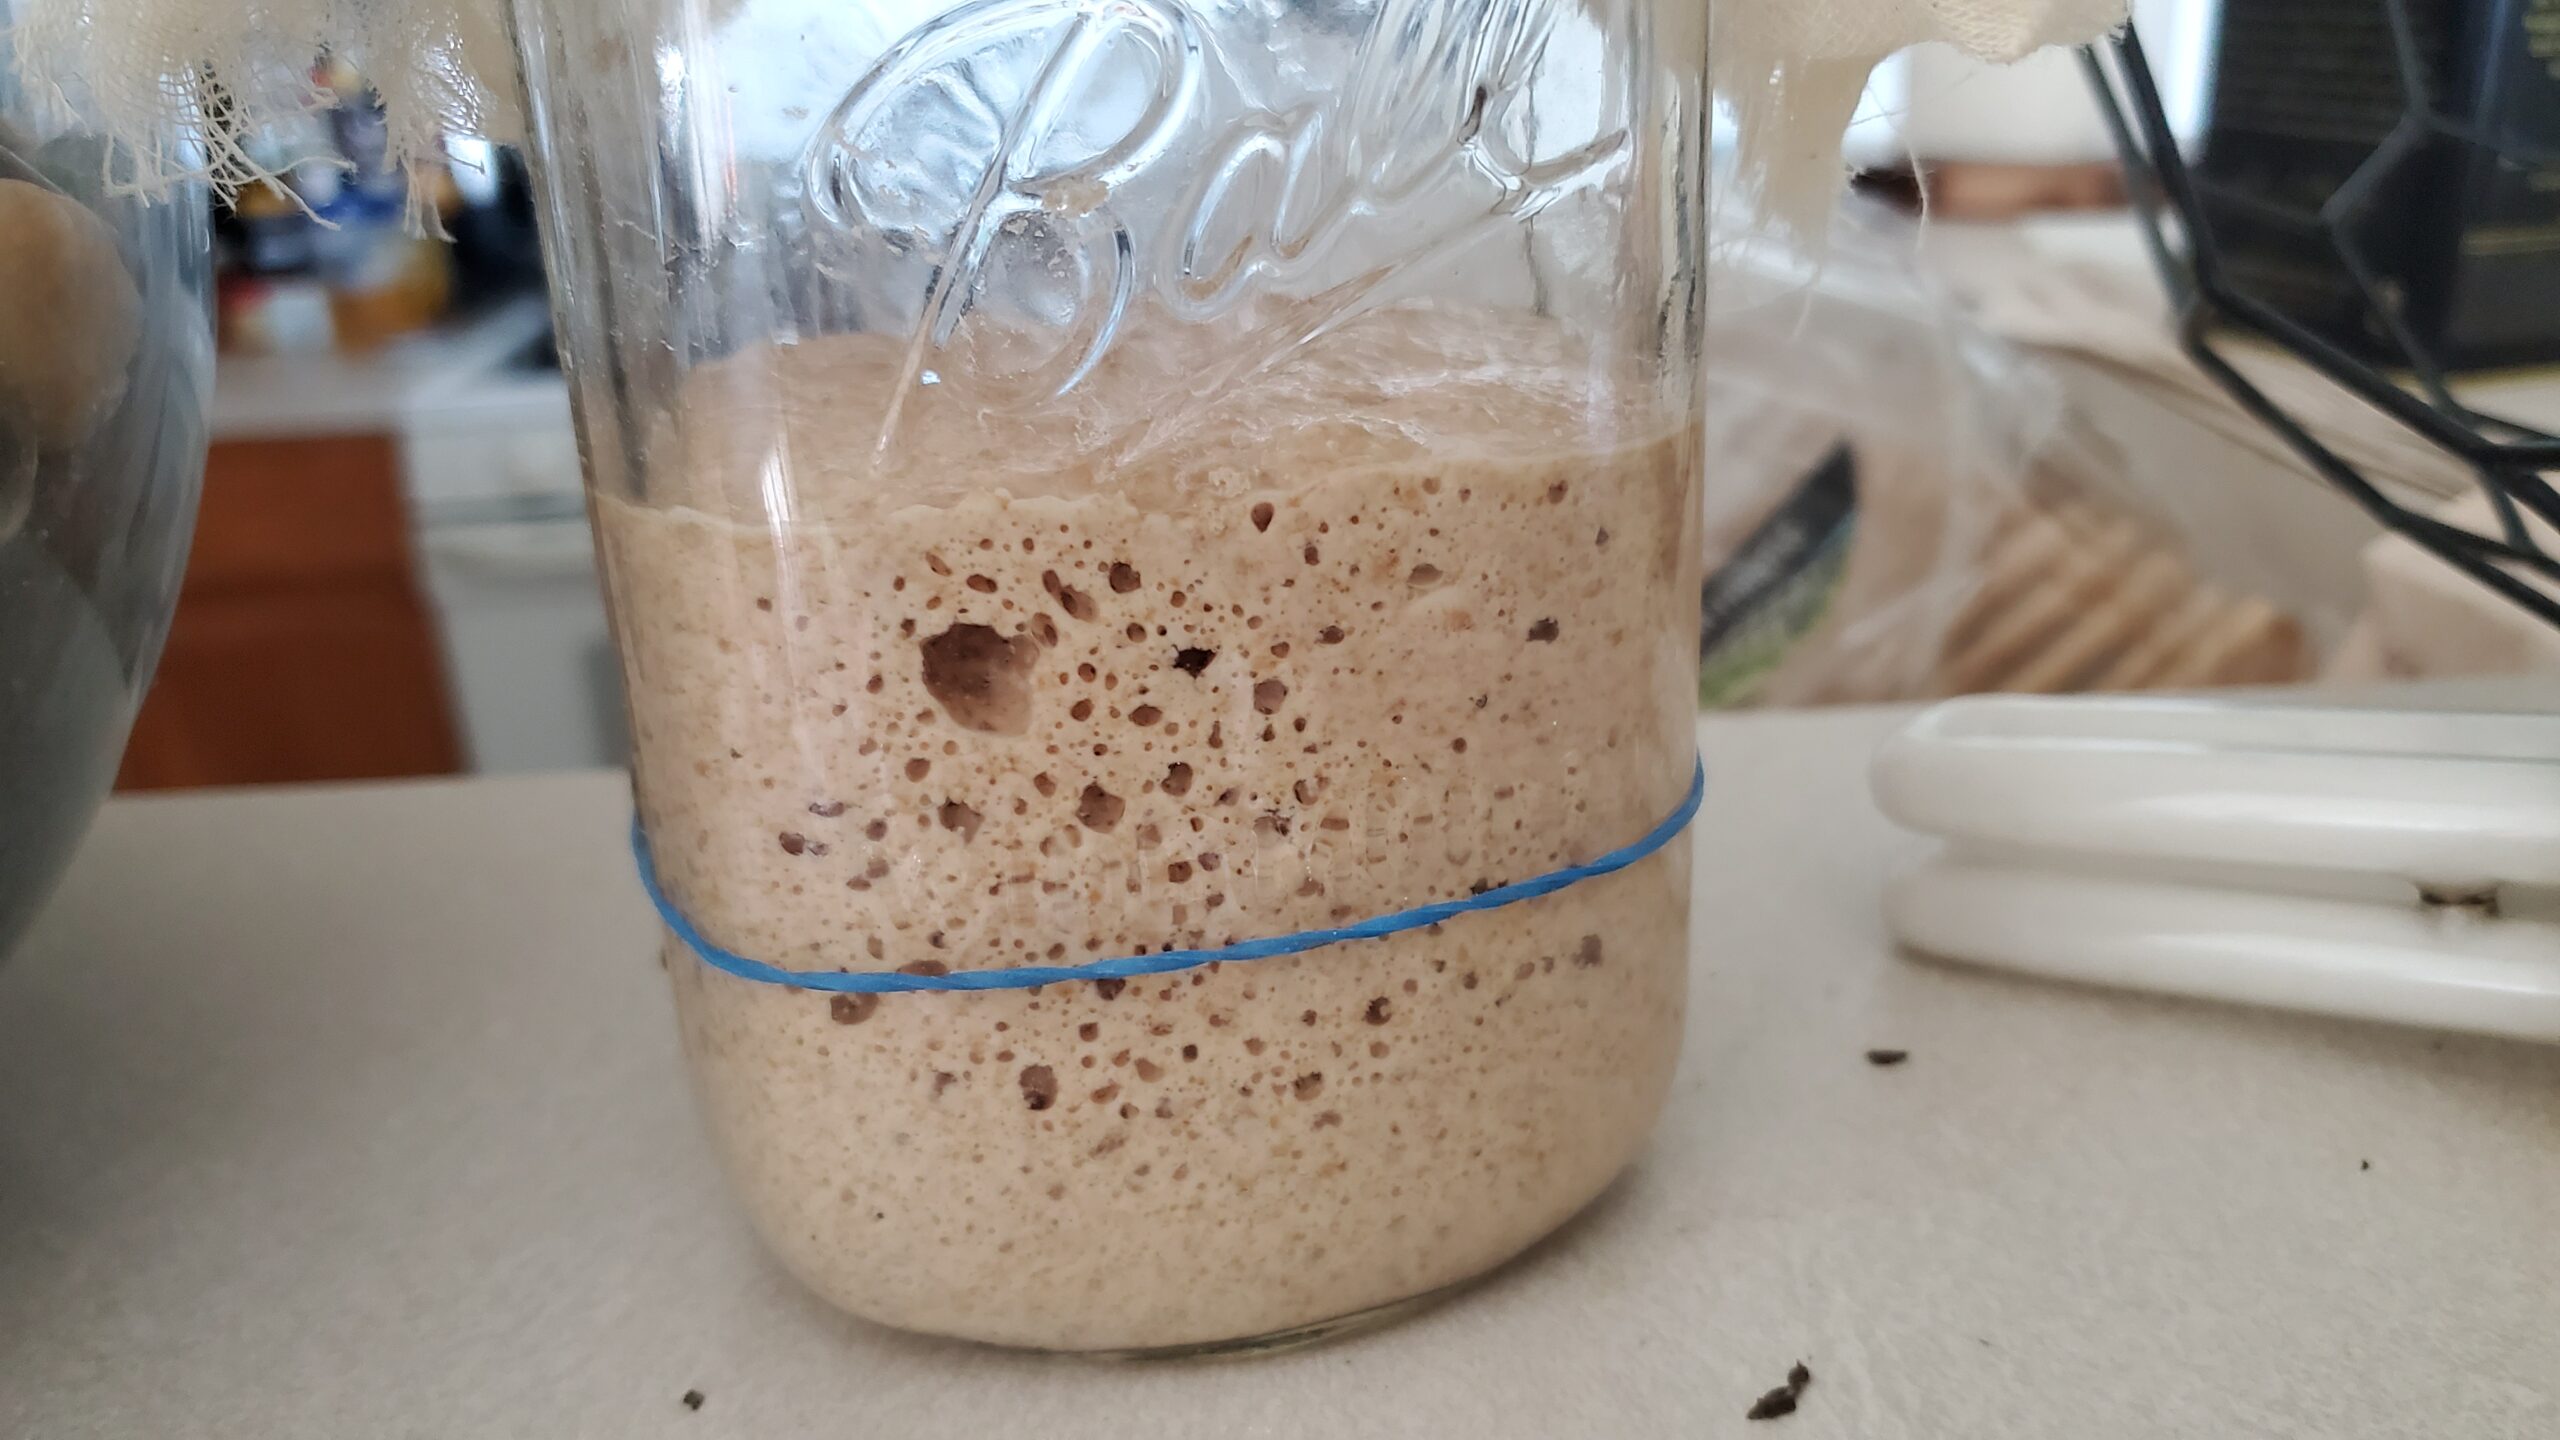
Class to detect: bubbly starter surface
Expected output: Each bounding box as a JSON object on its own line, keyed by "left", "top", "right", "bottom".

{"left": 603, "top": 305, "right": 1701, "bottom": 1350}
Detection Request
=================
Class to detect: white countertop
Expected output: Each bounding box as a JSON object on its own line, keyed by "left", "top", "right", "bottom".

{"left": 5, "top": 702, "right": 2557, "bottom": 1438}
{"left": 209, "top": 297, "right": 561, "bottom": 443}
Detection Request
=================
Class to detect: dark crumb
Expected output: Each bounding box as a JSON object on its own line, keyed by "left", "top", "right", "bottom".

{"left": 1864, "top": 1048, "right": 1909, "bottom": 1067}
{"left": 1747, "top": 1359, "right": 1813, "bottom": 1420}
{"left": 1019, "top": 1065, "right": 1059, "bottom": 1111}
{"left": 2360, "top": 1159, "right": 2371, "bottom": 1171}
{"left": 1746, "top": 1388, "right": 1798, "bottom": 1421}
{"left": 680, "top": 1389, "right": 705, "bottom": 1412}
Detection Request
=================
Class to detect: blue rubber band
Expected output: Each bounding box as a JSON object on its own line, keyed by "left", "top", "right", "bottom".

{"left": 634, "top": 757, "right": 1705, "bottom": 994}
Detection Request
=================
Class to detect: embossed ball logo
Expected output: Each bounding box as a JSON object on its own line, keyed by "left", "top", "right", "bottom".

{"left": 798, "top": 0, "right": 1629, "bottom": 413}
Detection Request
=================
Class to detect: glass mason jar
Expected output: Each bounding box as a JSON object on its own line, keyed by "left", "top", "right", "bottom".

{"left": 512, "top": 0, "right": 1705, "bottom": 1351}
{"left": 0, "top": 13, "right": 213, "bottom": 964}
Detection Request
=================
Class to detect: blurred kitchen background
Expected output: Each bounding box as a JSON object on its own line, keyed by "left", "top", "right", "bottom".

{"left": 127, "top": 52, "right": 603, "bottom": 790}
{"left": 132, "top": 0, "right": 2560, "bottom": 790}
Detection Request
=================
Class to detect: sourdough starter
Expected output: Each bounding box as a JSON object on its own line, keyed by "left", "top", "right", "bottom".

{"left": 601, "top": 304, "right": 1701, "bottom": 1350}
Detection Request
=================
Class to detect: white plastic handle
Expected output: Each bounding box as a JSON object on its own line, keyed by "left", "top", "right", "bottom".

{"left": 1874, "top": 696, "right": 2560, "bottom": 1043}
{"left": 1887, "top": 858, "right": 2560, "bottom": 1042}
{"left": 1874, "top": 696, "right": 2560, "bottom": 889}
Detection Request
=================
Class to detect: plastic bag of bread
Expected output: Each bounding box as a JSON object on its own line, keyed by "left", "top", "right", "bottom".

{"left": 1701, "top": 202, "right": 2319, "bottom": 708}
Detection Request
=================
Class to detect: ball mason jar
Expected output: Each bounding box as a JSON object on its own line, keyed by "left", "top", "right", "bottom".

{"left": 510, "top": 0, "right": 1705, "bottom": 1352}
{"left": 0, "top": 14, "right": 213, "bottom": 965}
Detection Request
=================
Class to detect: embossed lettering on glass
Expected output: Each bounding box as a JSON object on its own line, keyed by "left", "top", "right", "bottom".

{"left": 511, "top": 0, "right": 1705, "bottom": 1353}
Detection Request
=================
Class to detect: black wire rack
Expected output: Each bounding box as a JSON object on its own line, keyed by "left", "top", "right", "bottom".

{"left": 2080, "top": 11, "right": 2560, "bottom": 633}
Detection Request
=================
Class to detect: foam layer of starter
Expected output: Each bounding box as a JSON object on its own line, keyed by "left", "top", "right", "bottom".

{"left": 600, "top": 303, "right": 1702, "bottom": 1350}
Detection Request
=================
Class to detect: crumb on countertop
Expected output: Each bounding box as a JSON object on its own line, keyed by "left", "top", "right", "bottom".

{"left": 1748, "top": 1359, "right": 1814, "bottom": 1421}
